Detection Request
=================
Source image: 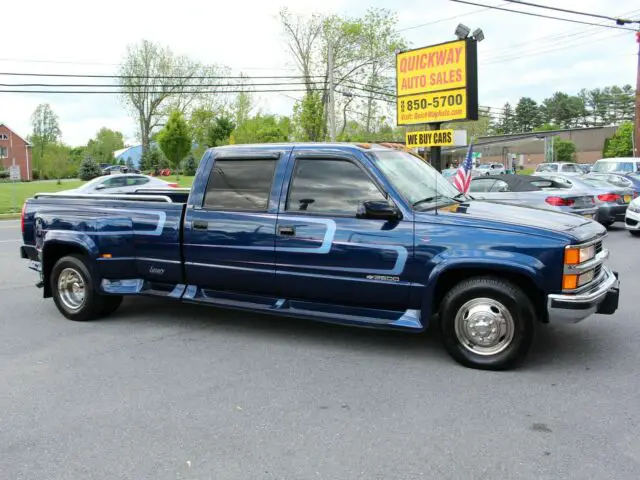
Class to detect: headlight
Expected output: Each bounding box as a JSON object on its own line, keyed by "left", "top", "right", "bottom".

{"left": 564, "top": 245, "right": 596, "bottom": 265}
{"left": 628, "top": 203, "right": 640, "bottom": 213}
{"left": 562, "top": 269, "right": 596, "bottom": 290}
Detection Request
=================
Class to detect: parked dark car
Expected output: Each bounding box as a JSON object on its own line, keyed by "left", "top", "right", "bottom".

{"left": 588, "top": 172, "right": 640, "bottom": 197}
{"left": 539, "top": 174, "right": 635, "bottom": 227}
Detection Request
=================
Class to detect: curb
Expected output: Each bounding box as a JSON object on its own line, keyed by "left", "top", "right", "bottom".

{"left": 0, "top": 214, "right": 21, "bottom": 220}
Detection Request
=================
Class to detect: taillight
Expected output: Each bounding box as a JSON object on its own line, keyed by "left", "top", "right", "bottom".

{"left": 20, "top": 202, "right": 26, "bottom": 234}
{"left": 167, "top": 183, "right": 178, "bottom": 188}
{"left": 597, "top": 193, "right": 621, "bottom": 203}
{"left": 546, "top": 196, "right": 574, "bottom": 207}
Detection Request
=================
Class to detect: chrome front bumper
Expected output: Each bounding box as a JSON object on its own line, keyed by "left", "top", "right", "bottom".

{"left": 547, "top": 266, "right": 620, "bottom": 323}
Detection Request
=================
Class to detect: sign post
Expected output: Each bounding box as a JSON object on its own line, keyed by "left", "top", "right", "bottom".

{"left": 9, "top": 165, "right": 20, "bottom": 213}
{"left": 396, "top": 38, "right": 479, "bottom": 171}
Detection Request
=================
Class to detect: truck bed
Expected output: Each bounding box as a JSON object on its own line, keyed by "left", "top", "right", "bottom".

{"left": 22, "top": 191, "right": 188, "bottom": 293}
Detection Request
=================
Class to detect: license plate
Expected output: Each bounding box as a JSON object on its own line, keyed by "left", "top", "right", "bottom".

{"left": 28, "top": 260, "right": 42, "bottom": 272}
{"left": 624, "top": 195, "right": 631, "bottom": 203}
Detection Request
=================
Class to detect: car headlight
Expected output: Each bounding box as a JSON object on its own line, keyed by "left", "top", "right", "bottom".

{"left": 564, "top": 245, "right": 596, "bottom": 265}
{"left": 628, "top": 203, "right": 640, "bottom": 213}
{"left": 562, "top": 269, "right": 596, "bottom": 290}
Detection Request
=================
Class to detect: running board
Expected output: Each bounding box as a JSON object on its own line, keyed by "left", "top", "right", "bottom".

{"left": 181, "top": 286, "right": 424, "bottom": 331}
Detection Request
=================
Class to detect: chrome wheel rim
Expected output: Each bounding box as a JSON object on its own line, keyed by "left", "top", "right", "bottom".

{"left": 57, "top": 268, "right": 86, "bottom": 311}
{"left": 454, "top": 298, "right": 515, "bottom": 356}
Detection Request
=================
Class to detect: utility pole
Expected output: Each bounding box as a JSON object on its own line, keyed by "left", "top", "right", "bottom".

{"left": 328, "top": 41, "right": 336, "bottom": 142}
{"left": 635, "top": 31, "right": 640, "bottom": 157}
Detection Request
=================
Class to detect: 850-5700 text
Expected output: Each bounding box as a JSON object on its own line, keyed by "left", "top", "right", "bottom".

{"left": 400, "top": 93, "right": 464, "bottom": 112}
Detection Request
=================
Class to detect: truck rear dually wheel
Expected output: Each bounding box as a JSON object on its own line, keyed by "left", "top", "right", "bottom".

{"left": 439, "top": 277, "right": 535, "bottom": 370}
{"left": 51, "top": 255, "right": 122, "bottom": 321}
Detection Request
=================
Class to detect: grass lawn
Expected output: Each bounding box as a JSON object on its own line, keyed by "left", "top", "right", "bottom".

{"left": 162, "top": 175, "right": 195, "bottom": 187}
{"left": 0, "top": 176, "right": 196, "bottom": 214}
{"left": 0, "top": 180, "right": 84, "bottom": 214}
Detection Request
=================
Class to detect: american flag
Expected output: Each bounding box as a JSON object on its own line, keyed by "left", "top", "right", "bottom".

{"left": 453, "top": 144, "right": 474, "bottom": 194}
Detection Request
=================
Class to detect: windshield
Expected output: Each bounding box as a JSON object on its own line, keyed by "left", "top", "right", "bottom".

{"left": 372, "top": 151, "right": 462, "bottom": 210}
{"left": 593, "top": 161, "right": 635, "bottom": 173}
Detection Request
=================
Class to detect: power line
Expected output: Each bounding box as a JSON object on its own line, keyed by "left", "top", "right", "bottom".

{"left": 395, "top": 2, "right": 508, "bottom": 33}
{"left": 503, "top": 0, "right": 640, "bottom": 25}
{"left": 0, "top": 71, "right": 324, "bottom": 79}
{"left": 0, "top": 88, "right": 323, "bottom": 94}
{"left": 0, "top": 81, "right": 327, "bottom": 88}
{"left": 449, "top": 0, "right": 638, "bottom": 30}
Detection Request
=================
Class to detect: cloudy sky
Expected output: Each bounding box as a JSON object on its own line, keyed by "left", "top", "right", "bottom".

{"left": 0, "top": 0, "right": 637, "bottom": 146}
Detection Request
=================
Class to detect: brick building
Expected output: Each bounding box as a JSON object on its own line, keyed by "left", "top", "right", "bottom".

{"left": 442, "top": 126, "right": 619, "bottom": 169}
{"left": 0, "top": 123, "right": 32, "bottom": 181}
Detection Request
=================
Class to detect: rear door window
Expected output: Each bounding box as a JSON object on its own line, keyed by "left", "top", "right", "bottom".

{"left": 204, "top": 159, "right": 277, "bottom": 211}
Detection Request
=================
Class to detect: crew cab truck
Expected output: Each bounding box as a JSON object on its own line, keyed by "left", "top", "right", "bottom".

{"left": 20, "top": 144, "right": 620, "bottom": 370}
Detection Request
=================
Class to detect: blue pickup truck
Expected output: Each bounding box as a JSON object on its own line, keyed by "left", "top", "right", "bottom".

{"left": 20, "top": 143, "right": 620, "bottom": 370}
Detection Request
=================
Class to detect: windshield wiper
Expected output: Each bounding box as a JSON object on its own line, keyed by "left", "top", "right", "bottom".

{"left": 412, "top": 194, "right": 450, "bottom": 209}
{"left": 452, "top": 192, "right": 469, "bottom": 202}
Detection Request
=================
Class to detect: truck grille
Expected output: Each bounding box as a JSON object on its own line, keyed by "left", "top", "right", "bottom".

{"left": 595, "top": 241, "right": 603, "bottom": 255}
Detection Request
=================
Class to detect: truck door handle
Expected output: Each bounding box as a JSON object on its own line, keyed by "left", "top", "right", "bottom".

{"left": 193, "top": 220, "right": 208, "bottom": 230}
{"left": 277, "top": 225, "right": 296, "bottom": 236}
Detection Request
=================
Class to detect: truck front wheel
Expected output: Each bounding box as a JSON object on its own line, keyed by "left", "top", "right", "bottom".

{"left": 50, "top": 255, "right": 122, "bottom": 321}
{"left": 439, "top": 277, "right": 535, "bottom": 370}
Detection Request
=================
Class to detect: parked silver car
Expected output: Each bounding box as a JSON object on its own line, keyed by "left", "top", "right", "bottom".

{"left": 537, "top": 174, "right": 635, "bottom": 226}
{"left": 533, "top": 162, "right": 584, "bottom": 176}
{"left": 468, "top": 175, "right": 597, "bottom": 219}
{"left": 65, "top": 174, "right": 177, "bottom": 195}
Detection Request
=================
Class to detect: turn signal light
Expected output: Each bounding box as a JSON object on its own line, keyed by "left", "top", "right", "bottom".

{"left": 563, "top": 274, "right": 578, "bottom": 290}
{"left": 564, "top": 248, "right": 580, "bottom": 265}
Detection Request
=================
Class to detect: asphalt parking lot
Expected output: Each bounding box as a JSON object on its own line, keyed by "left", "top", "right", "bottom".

{"left": 1, "top": 219, "right": 639, "bottom": 480}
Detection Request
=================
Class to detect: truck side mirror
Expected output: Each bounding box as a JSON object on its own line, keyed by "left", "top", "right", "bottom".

{"left": 357, "top": 200, "right": 401, "bottom": 221}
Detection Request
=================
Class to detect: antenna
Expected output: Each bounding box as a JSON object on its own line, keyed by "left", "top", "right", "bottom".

{"left": 434, "top": 153, "right": 439, "bottom": 216}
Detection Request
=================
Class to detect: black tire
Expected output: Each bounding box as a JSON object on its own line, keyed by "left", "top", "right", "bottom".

{"left": 439, "top": 277, "right": 535, "bottom": 371}
{"left": 603, "top": 220, "right": 615, "bottom": 228}
{"left": 50, "top": 255, "right": 106, "bottom": 321}
{"left": 630, "top": 230, "right": 640, "bottom": 237}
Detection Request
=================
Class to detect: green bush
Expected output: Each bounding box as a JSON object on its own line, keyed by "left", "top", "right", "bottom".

{"left": 183, "top": 154, "right": 198, "bottom": 176}
{"left": 78, "top": 156, "right": 102, "bottom": 181}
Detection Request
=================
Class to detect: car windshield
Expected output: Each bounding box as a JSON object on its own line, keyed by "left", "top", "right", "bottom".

{"left": 371, "top": 151, "right": 462, "bottom": 210}
{"left": 593, "top": 161, "right": 634, "bottom": 173}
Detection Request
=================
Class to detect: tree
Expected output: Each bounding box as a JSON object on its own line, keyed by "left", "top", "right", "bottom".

{"left": 280, "top": 8, "right": 404, "bottom": 138}
{"left": 494, "top": 103, "right": 515, "bottom": 134}
{"left": 233, "top": 114, "right": 291, "bottom": 144}
{"left": 292, "top": 91, "right": 325, "bottom": 141}
{"left": 30, "top": 104, "right": 61, "bottom": 175}
{"left": 87, "top": 128, "right": 125, "bottom": 165}
{"left": 540, "top": 92, "right": 585, "bottom": 129}
{"left": 233, "top": 74, "right": 255, "bottom": 127}
{"left": 207, "top": 117, "right": 235, "bottom": 147}
{"left": 514, "top": 97, "right": 541, "bottom": 132}
{"left": 79, "top": 156, "right": 102, "bottom": 180}
{"left": 554, "top": 139, "right": 576, "bottom": 163}
{"left": 183, "top": 153, "right": 198, "bottom": 176}
{"left": 119, "top": 39, "right": 224, "bottom": 157}
{"left": 157, "top": 111, "right": 192, "bottom": 176}
{"left": 603, "top": 121, "right": 634, "bottom": 158}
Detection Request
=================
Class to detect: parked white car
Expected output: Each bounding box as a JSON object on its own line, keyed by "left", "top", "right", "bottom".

{"left": 473, "top": 163, "right": 505, "bottom": 176}
{"left": 66, "top": 174, "right": 177, "bottom": 195}
{"left": 625, "top": 196, "right": 640, "bottom": 236}
{"left": 592, "top": 157, "right": 640, "bottom": 174}
{"left": 533, "top": 162, "right": 584, "bottom": 176}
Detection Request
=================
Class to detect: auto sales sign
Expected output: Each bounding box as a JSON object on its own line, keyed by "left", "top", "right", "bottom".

{"left": 396, "top": 39, "right": 478, "bottom": 125}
